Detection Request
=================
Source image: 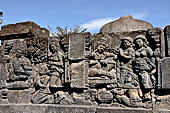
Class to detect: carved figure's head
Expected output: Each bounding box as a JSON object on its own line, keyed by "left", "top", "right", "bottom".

{"left": 125, "top": 74, "right": 132, "bottom": 83}
{"left": 4, "top": 42, "right": 13, "bottom": 55}
{"left": 50, "top": 43, "right": 57, "bottom": 52}
{"left": 50, "top": 41, "right": 61, "bottom": 53}
{"left": 49, "top": 39, "right": 61, "bottom": 53}
{"left": 16, "top": 49, "right": 23, "bottom": 58}
{"left": 134, "top": 35, "right": 147, "bottom": 49}
{"left": 97, "top": 42, "right": 107, "bottom": 54}
{"left": 120, "top": 37, "right": 133, "bottom": 49}
{"left": 39, "top": 64, "right": 48, "bottom": 75}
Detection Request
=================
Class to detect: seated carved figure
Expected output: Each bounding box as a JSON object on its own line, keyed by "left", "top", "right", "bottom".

{"left": 32, "top": 63, "right": 67, "bottom": 104}
{"left": 112, "top": 73, "right": 143, "bottom": 107}
{"left": 89, "top": 41, "right": 116, "bottom": 80}
{"left": 35, "top": 64, "right": 50, "bottom": 88}
{"left": 8, "top": 49, "right": 32, "bottom": 81}
{"left": 32, "top": 64, "right": 52, "bottom": 104}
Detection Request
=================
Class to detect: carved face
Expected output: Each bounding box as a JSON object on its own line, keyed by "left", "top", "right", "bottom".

{"left": 4, "top": 45, "right": 12, "bottom": 54}
{"left": 122, "top": 39, "right": 131, "bottom": 49}
{"left": 125, "top": 74, "right": 132, "bottom": 83}
{"left": 50, "top": 44, "right": 57, "bottom": 52}
{"left": 135, "top": 38, "right": 144, "bottom": 48}
{"left": 97, "top": 44, "right": 105, "bottom": 54}
{"left": 16, "top": 50, "right": 22, "bottom": 58}
{"left": 39, "top": 64, "right": 48, "bottom": 75}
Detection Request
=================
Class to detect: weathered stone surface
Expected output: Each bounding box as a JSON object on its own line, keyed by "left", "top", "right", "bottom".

{"left": 154, "top": 110, "right": 170, "bottom": 113}
{"left": 0, "top": 105, "right": 96, "bottom": 113}
{"left": 96, "top": 107, "right": 153, "bottom": 113}
{"left": 159, "top": 57, "right": 170, "bottom": 89}
{"left": 0, "top": 21, "right": 49, "bottom": 40}
{"left": 147, "top": 27, "right": 165, "bottom": 58}
{"left": 70, "top": 61, "right": 86, "bottom": 88}
{"left": 68, "top": 33, "right": 86, "bottom": 60}
{"left": 154, "top": 94, "right": 170, "bottom": 111}
{"left": 7, "top": 81, "right": 29, "bottom": 89}
{"left": 0, "top": 17, "right": 170, "bottom": 112}
{"left": 0, "top": 105, "right": 169, "bottom": 113}
{"left": 100, "top": 15, "right": 153, "bottom": 33}
{"left": 93, "top": 30, "right": 147, "bottom": 49}
{"left": 97, "top": 90, "right": 113, "bottom": 103}
{"left": 164, "top": 25, "right": 170, "bottom": 57}
{"left": 8, "top": 90, "right": 30, "bottom": 103}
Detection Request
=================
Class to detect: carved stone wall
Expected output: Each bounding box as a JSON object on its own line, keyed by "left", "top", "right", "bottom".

{"left": 0, "top": 18, "right": 170, "bottom": 113}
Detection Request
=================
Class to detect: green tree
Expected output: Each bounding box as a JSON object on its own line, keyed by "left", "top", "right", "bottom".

{"left": 51, "top": 26, "right": 87, "bottom": 37}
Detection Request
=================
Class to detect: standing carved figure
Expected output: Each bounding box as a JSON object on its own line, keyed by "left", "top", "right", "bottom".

{"left": 133, "top": 35, "right": 156, "bottom": 101}
{"left": 116, "top": 37, "right": 137, "bottom": 88}
{"left": 118, "top": 37, "right": 135, "bottom": 71}
{"left": 48, "top": 41, "right": 64, "bottom": 88}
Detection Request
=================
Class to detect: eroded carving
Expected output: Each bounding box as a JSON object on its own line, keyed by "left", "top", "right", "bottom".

{"left": 48, "top": 39, "right": 64, "bottom": 88}
{"left": 1, "top": 20, "right": 170, "bottom": 111}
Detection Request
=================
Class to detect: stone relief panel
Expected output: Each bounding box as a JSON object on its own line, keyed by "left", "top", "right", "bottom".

{"left": 2, "top": 40, "right": 32, "bottom": 88}
{"left": 1, "top": 21, "right": 170, "bottom": 110}
{"left": 88, "top": 32, "right": 156, "bottom": 108}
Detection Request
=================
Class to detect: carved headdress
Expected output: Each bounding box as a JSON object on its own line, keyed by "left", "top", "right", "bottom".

{"left": 134, "top": 34, "right": 149, "bottom": 46}
{"left": 134, "top": 35, "right": 146, "bottom": 42}
{"left": 97, "top": 37, "right": 108, "bottom": 46}
{"left": 120, "top": 37, "right": 133, "bottom": 43}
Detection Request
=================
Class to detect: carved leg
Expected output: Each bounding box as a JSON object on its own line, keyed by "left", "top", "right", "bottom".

{"left": 49, "top": 75, "right": 62, "bottom": 88}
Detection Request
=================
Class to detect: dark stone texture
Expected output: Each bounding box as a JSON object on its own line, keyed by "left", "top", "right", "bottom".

{"left": 160, "top": 57, "right": 170, "bottom": 89}
{"left": 164, "top": 25, "right": 170, "bottom": 57}
{"left": 0, "top": 21, "right": 49, "bottom": 40}
{"left": 147, "top": 27, "right": 165, "bottom": 58}
{"left": 0, "top": 16, "right": 170, "bottom": 112}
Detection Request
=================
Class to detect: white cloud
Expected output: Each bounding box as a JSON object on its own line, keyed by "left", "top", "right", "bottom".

{"left": 81, "top": 17, "right": 118, "bottom": 31}
{"left": 81, "top": 13, "right": 148, "bottom": 32}
{"left": 132, "top": 13, "right": 147, "bottom": 19}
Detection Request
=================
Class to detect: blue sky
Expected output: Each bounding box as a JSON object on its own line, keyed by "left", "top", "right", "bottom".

{"left": 0, "top": 0, "right": 170, "bottom": 33}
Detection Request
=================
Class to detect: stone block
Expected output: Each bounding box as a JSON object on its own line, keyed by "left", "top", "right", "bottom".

{"left": 8, "top": 90, "right": 31, "bottom": 103}
{"left": 7, "top": 81, "right": 29, "bottom": 89}
{"left": 70, "top": 61, "right": 86, "bottom": 88}
{"left": 97, "top": 90, "right": 113, "bottom": 103}
{"left": 0, "top": 21, "right": 49, "bottom": 40}
{"left": 96, "top": 107, "right": 153, "bottom": 113}
{"left": 164, "top": 25, "right": 170, "bottom": 56}
{"left": 147, "top": 27, "right": 165, "bottom": 58}
{"left": 68, "top": 33, "right": 85, "bottom": 60}
{"left": 160, "top": 57, "right": 170, "bottom": 89}
{"left": 0, "top": 105, "right": 96, "bottom": 113}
